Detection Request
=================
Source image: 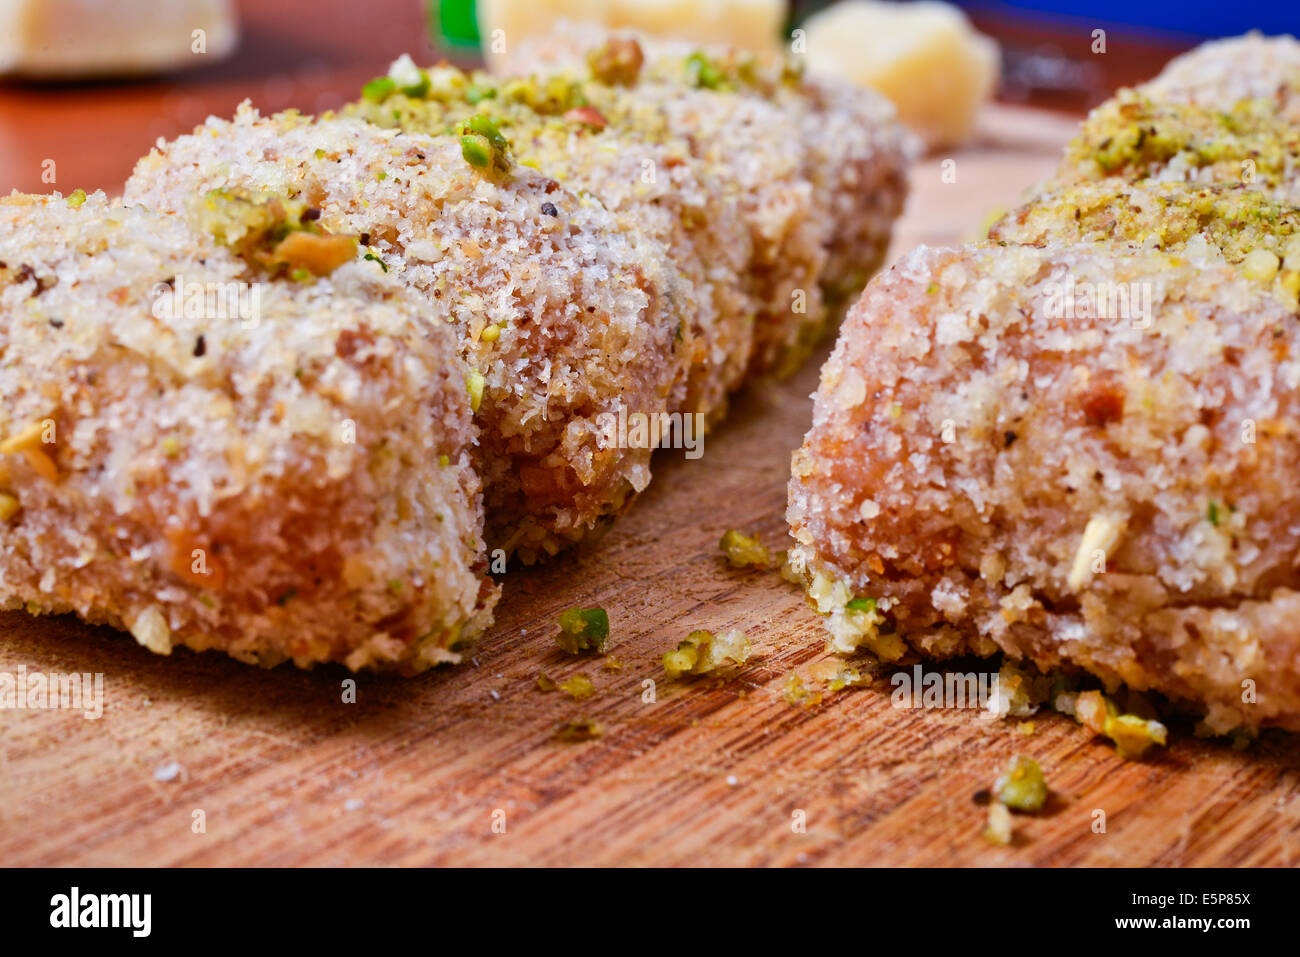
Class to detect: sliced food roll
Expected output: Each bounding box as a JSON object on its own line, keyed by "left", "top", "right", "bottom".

{"left": 126, "top": 106, "right": 684, "bottom": 562}
{"left": 788, "top": 241, "right": 1300, "bottom": 733}
{"left": 0, "top": 192, "right": 495, "bottom": 671}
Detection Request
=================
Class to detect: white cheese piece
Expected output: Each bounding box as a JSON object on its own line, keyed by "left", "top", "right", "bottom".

{"left": 801, "top": 0, "right": 999, "bottom": 149}
{"left": 0, "top": 0, "right": 237, "bottom": 77}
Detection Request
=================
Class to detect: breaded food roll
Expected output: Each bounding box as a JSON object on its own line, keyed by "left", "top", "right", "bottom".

{"left": 502, "top": 24, "right": 914, "bottom": 375}
{"left": 126, "top": 107, "right": 682, "bottom": 561}
{"left": 788, "top": 242, "right": 1300, "bottom": 733}
{"left": 348, "top": 53, "right": 756, "bottom": 422}
{"left": 0, "top": 192, "right": 495, "bottom": 671}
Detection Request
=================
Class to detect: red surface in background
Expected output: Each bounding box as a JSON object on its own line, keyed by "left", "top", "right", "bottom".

{"left": 0, "top": 0, "right": 1194, "bottom": 196}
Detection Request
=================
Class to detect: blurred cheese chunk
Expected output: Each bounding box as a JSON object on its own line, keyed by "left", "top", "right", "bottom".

{"left": 478, "top": 0, "right": 785, "bottom": 68}
{"left": 0, "top": 0, "right": 237, "bottom": 77}
{"left": 802, "top": 0, "right": 999, "bottom": 149}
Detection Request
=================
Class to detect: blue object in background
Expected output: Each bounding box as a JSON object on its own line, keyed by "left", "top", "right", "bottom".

{"left": 966, "top": 0, "right": 1298, "bottom": 38}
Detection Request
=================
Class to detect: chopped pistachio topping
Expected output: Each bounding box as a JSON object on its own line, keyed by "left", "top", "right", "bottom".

{"left": 193, "top": 188, "right": 356, "bottom": 278}
{"left": 555, "top": 607, "right": 610, "bottom": 654}
{"left": 993, "top": 180, "right": 1300, "bottom": 286}
{"left": 500, "top": 74, "right": 587, "bottom": 115}
{"left": 66, "top": 188, "right": 87, "bottom": 208}
{"left": 361, "top": 76, "right": 396, "bottom": 103}
{"left": 386, "top": 53, "right": 430, "bottom": 98}
{"left": 455, "top": 113, "right": 513, "bottom": 178}
{"left": 663, "top": 628, "right": 751, "bottom": 679}
{"left": 1064, "top": 91, "right": 1298, "bottom": 193}
{"left": 994, "top": 756, "right": 1048, "bottom": 812}
{"left": 685, "top": 51, "right": 727, "bottom": 90}
{"left": 719, "top": 529, "right": 771, "bottom": 568}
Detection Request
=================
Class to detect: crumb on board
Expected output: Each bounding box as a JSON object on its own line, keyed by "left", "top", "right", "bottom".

{"left": 983, "top": 801, "right": 1014, "bottom": 846}
{"left": 805, "top": 659, "right": 868, "bottom": 693}
{"left": 663, "top": 629, "right": 751, "bottom": 679}
{"left": 993, "top": 755, "right": 1048, "bottom": 813}
{"left": 554, "top": 717, "right": 604, "bottom": 742}
{"left": 559, "top": 674, "right": 595, "bottom": 700}
{"left": 555, "top": 607, "right": 610, "bottom": 654}
{"left": 783, "top": 673, "right": 821, "bottom": 709}
{"left": 719, "top": 529, "right": 771, "bottom": 569}
{"left": 1057, "top": 688, "right": 1167, "bottom": 759}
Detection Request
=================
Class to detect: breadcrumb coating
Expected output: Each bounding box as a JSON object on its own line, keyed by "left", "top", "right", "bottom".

{"left": 125, "top": 106, "right": 682, "bottom": 561}
{"left": 0, "top": 192, "right": 495, "bottom": 670}
{"left": 347, "top": 59, "right": 755, "bottom": 423}
{"left": 502, "top": 22, "right": 915, "bottom": 375}
{"left": 789, "top": 242, "right": 1300, "bottom": 733}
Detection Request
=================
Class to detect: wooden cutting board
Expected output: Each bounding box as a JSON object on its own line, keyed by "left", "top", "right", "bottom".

{"left": 2, "top": 98, "right": 1297, "bottom": 867}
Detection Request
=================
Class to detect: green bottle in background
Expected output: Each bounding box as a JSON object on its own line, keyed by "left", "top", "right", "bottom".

{"left": 432, "top": 0, "right": 481, "bottom": 49}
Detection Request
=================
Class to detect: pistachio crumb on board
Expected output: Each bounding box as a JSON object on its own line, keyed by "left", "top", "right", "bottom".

{"left": 555, "top": 607, "right": 610, "bottom": 654}
{"left": 662, "top": 629, "right": 751, "bottom": 679}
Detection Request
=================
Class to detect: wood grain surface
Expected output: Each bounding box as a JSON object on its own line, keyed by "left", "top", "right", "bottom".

{"left": 1, "top": 8, "right": 1296, "bottom": 866}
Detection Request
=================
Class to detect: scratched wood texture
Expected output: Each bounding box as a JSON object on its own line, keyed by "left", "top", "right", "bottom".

{"left": 2, "top": 79, "right": 1299, "bottom": 866}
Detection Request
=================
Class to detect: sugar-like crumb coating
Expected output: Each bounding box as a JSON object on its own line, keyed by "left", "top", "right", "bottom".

{"left": 0, "top": 192, "right": 496, "bottom": 670}
{"left": 788, "top": 242, "right": 1300, "bottom": 732}
{"left": 126, "top": 106, "right": 682, "bottom": 561}
{"left": 501, "top": 22, "right": 915, "bottom": 375}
